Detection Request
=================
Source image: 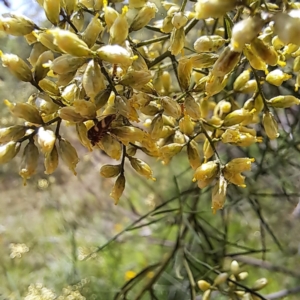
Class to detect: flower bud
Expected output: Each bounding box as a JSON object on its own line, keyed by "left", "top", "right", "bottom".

{"left": 202, "top": 289, "right": 211, "bottom": 300}
{"left": 58, "top": 138, "right": 79, "bottom": 175}
{"left": 76, "top": 122, "right": 93, "bottom": 151}
{"left": 150, "top": 114, "right": 164, "bottom": 139}
{"left": 4, "top": 100, "right": 43, "bottom": 124}
{"left": 267, "top": 95, "right": 300, "bottom": 108}
{"left": 0, "top": 51, "right": 32, "bottom": 82}
{"left": 110, "top": 6, "right": 129, "bottom": 45}
{"left": 223, "top": 108, "right": 255, "bottom": 127}
{"left": 161, "top": 97, "right": 181, "bottom": 119}
{"left": 266, "top": 69, "right": 292, "bottom": 86}
{"left": 250, "top": 38, "right": 278, "bottom": 66}
{"left": 0, "top": 141, "right": 20, "bottom": 164}
{"left": 48, "top": 29, "right": 93, "bottom": 57}
{"left": 161, "top": 71, "right": 171, "bottom": 93}
{"left": 252, "top": 278, "right": 268, "bottom": 291}
{"left": 96, "top": 45, "right": 134, "bottom": 69}
{"left": 44, "top": 145, "right": 59, "bottom": 174}
{"left": 243, "top": 45, "right": 268, "bottom": 73}
{"left": 51, "top": 54, "right": 86, "bottom": 75}
{"left": 19, "top": 141, "right": 39, "bottom": 185}
{"left": 83, "top": 59, "right": 106, "bottom": 101}
{"left": 39, "top": 78, "right": 60, "bottom": 96}
{"left": 28, "top": 42, "right": 48, "bottom": 67}
{"left": 187, "top": 140, "right": 201, "bottom": 170}
{"left": 190, "top": 53, "right": 219, "bottom": 68}
{"left": 197, "top": 280, "right": 211, "bottom": 291}
{"left": 119, "top": 69, "right": 152, "bottom": 88}
{"left": 103, "top": 3, "right": 119, "bottom": 30}
{"left": 194, "top": 35, "right": 225, "bottom": 53}
{"left": 237, "top": 80, "right": 257, "bottom": 94}
{"left": 82, "top": 14, "right": 104, "bottom": 48}
{"left": 295, "top": 73, "right": 300, "bottom": 91}
{"left": 0, "top": 125, "right": 26, "bottom": 143}
{"left": 99, "top": 134, "right": 122, "bottom": 160}
{"left": 203, "top": 138, "right": 214, "bottom": 162}
{"left": 37, "top": 127, "right": 56, "bottom": 154}
{"left": 230, "top": 260, "right": 240, "bottom": 275}
{"left": 184, "top": 94, "right": 201, "bottom": 119}
{"left": 193, "top": 161, "right": 218, "bottom": 184}
{"left": 205, "top": 74, "right": 229, "bottom": 97}
{"left": 195, "top": 0, "right": 237, "bottom": 19}
{"left": 178, "top": 57, "right": 193, "bottom": 90}
{"left": 213, "top": 272, "right": 228, "bottom": 286}
{"left": 211, "top": 46, "right": 241, "bottom": 77}
{"left": 231, "top": 16, "right": 265, "bottom": 52}
{"left": 129, "top": 157, "right": 155, "bottom": 180}
{"left": 169, "top": 27, "right": 185, "bottom": 56}
{"left": 225, "top": 157, "right": 255, "bottom": 173}
{"left": 272, "top": 35, "right": 285, "bottom": 50}
{"left": 224, "top": 171, "right": 246, "bottom": 187}
{"left": 238, "top": 272, "right": 248, "bottom": 281}
{"left": 130, "top": 2, "right": 158, "bottom": 32}
{"left": 262, "top": 111, "right": 279, "bottom": 139}
{"left": 179, "top": 115, "right": 194, "bottom": 136}
{"left": 110, "top": 126, "right": 146, "bottom": 145}
{"left": 70, "top": 10, "right": 85, "bottom": 32}
{"left": 233, "top": 70, "right": 251, "bottom": 91}
{"left": 159, "top": 143, "right": 183, "bottom": 164}
{"left": 161, "top": 16, "right": 173, "bottom": 34}
{"left": 43, "top": 0, "right": 60, "bottom": 25}
{"left": 62, "top": 0, "right": 77, "bottom": 16}
{"left": 0, "top": 13, "right": 36, "bottom": 36}
{"left": 33, "top": 50, "right": 54, "bottom": 83}
{"left": 35, "top": 31, "right": 61, "bottom": 53}
{"left": 172, "top": 12, "right": 188, "bottom": 29}
{"left": 110, "top": 173, "right": 125, "bottom": 205}
{"left": 211, "top": 176, "right": 227, "bottom": 214}
{"left": 100, "top": 164, "right": 121, "bottom": 178}
{"left": 129, "top": 0, "right": 147, "bottom": 8}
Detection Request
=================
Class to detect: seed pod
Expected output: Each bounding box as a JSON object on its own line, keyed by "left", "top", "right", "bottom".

{"left": 172, "top": 12, "right": 188, "bottom": 29}
{"left": 82, "top": 14, "right": 104, "bottom": 48}
{"left": 51, "top": 54, "right": 86, "bottom": 75}
{"left": 211, "top": 46, "right": 241, "bottom": 77}
{"left": 76, "top": 122, "right": 93, "bottom": 151}
{"left": 169, "top": 27, "right": 185, "bottom": 56}
{"left": 233, "top": 70, "right": 251, "bottom": 91}
{"left": 184, "top": 94, "right": 201, "bottom": 119}
{"left": 19, "top": 141, "right": 39, "bottom": 185}
{"left": 109, "top": 6, "right": 128, "bottom": 45}
{"left": 130, "top": 2, "right": 158, "bottom": 32}
{"left": 193, "top": 160, "right": 218, "bottom": 183}
{"left": 0, "top": 51, "right": 32, "bottom": 82}
{"left": 194, "top": 35, "right": 225, "bottom": 53}
{"left": 0, "top": 141, "right": 21, "bottom": 164}
{"left": 262, "top": 111, "right": 279, "bottom": 139}
{"left": 37, "top": 127, "right": 56, "bottom": 154}
{"left": 178, "top": 57, "right": 193, "bottom": 91}
{"left": 36, "top": 31, "right": 61, "bottom": 53}
{"left": 110, "top": 173, "right": 125, "bottom": 205}
{"left": 58, "top": 106, "right": 87, "bottom": 123}
{"left": 4, "top": 100, "right": 43, "bottom": 124}
{"left": 179, "top": 115, "right": 194, "bottom": 136}
{"left": 99, "top": 134, "right": 122, "bottom": 160}
{"left": 250, "top": 38, "right": 278, "bottom": 66}
{"left": 197, "top": 280, "right": 211, "bottom": 292}
{"left": 62, "top": 0, "right": 77, "bottom": 16}
{"left": 190, "top": 53, "right": 219, "bottom": 69}
{"left": 110, "top": 126, "right": 146, "bottom": 145}
{"left": 150, "top": 114, "right": 164, "bottom": 139}
{"left": 267, "top": 95, "right": 300, "bottom": 108}
{"left": 82, "top": 60, "right": 106, "bottom": 101}
{"left": 211, "top": 175, "right": 227, "bottom": 214}
{"left": 129, "top": 157, "right": 155, "bottom": 180}
{"left": 44, "top": 145, "right": 59, "bottom": 174}
{"left": 161, "top": 97, "right": 181, "bottom": 119}
{"left": 33, "top": 50, "right": 54, "bottom": 83}
{"left": 266, "top": 69, "right": 292, "bottom": 86}
{"left": 48, "top": 29, "right": 93, "bottom": 57}
{"left": 195, "top": 0, "right": 236, "bottom": 19}
{"left": 187, "top": 140, "right": 201, "bottom": 170}
{"left": 58, "top": 138, "right": 79, "bottom": 175}
{"left": 159, "top": 143, "right": 183, "bottom": 164}
{"left": 43, "top": 0, "right": 60, "bottom": 25}
{"left": 96, "top": 45, "right": 134, "bottom": 69}
{"left": 0, "top": 13, "right": 36, "bottom": 36}
{"left": 100, "top": 164, "right": 121, "bottom": 178}
{"left": 231, "top": 16, "right": 265, "bottom": 52}
{"left": 213, "top": 272, "right": 228, "bottom": 286}
{"left": 252, "top": 278, "right": 268, "bottom": 291}
{"left": 0, "top": 125, "right": 26, "bottom": 144}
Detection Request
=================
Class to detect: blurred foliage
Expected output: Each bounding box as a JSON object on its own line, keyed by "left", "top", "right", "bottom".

{"left": 1, "top": 0, "right": 300, "bottom": 300}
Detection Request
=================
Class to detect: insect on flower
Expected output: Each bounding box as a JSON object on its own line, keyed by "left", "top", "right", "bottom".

{"left": 87, "top": 114, "right": 117, "bottom": 146}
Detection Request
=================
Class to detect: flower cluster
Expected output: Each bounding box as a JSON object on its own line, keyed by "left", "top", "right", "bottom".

{"left": 0, "top": 0, "right": 300, "bottom": 211}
